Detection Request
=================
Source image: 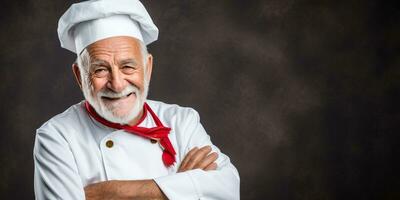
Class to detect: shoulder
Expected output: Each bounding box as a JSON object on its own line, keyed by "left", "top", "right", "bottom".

{"left": 146, "top": 99, "right": 201, "bottom": 125}
{"left": 36, "top": 101, "right": 88, "bottom": 141}
{"left": 146, "top": 100, "right": 207, "bottom": 149}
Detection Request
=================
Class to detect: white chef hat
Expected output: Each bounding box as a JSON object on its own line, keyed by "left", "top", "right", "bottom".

{"left": 57, "top": 0, "right": 158, "bottom": 54}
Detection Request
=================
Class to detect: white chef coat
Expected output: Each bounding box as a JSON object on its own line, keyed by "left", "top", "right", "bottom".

{"left": 33, "top": 100, "right": 240, "bottom": 200}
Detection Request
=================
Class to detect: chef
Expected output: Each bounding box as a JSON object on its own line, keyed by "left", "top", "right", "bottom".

{"left": 33, "top": 0, "right": 240, "bottom": 199}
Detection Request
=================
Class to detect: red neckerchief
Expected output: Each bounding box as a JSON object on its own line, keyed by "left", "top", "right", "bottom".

{"left": 84, "top": 101, "right": 176, "bottom": 167}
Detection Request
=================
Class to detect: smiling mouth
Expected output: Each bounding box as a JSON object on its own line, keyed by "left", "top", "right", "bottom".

{"left": 101, "top": 92, "right": 134, "bottom": 101}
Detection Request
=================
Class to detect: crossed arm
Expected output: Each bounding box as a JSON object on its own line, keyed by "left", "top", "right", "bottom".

{"left": 84, "top": 146, "right": 218, "bottom": 200}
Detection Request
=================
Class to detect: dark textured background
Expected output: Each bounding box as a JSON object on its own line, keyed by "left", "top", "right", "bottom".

{"left": 0, "top": 0, "right": 399, "bottom": 199}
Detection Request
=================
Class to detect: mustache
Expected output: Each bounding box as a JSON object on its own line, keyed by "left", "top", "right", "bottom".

{"left": 97, "top": 85, "right": 140, "bottom": 98}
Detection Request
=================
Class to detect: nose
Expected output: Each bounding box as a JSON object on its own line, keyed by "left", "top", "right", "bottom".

{"left": 106, "top": 69, "right": 126, "bottom": 93}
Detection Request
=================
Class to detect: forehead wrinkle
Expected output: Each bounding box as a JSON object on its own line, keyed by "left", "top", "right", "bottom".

{"left": 90, "top": 46, "right": 138, "bottom": 59}
{"left": 89, "top": 43, "right": 138, "bottom": 53}
{"left": 91, "top": 59, "right": 110, "bottom": 67}
{"left": 87, "top": 40, "right": 143, "bottom": 68}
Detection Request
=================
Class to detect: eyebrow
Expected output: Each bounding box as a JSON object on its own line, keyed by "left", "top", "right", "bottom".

{"left": 90, "top": 58, "right": 139, "bottom": 67}
{"left": 118, "top": 58, "right": 138, "bottom": 66}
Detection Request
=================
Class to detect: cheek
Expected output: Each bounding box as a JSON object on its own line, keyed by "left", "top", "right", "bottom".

{"left": 91, "top": 78, "right": 108, "bottom": 94}
{"left": 127, "top": 73, "right": 145, "bottom": 89}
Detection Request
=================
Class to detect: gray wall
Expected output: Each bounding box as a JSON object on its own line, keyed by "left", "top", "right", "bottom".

{"left": 0, "top": 0, "right": 399, "bottom": 199}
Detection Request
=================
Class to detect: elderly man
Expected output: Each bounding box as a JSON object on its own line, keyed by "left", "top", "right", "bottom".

{"left": 33, "top": 0, "right": 240, "bottom": 199}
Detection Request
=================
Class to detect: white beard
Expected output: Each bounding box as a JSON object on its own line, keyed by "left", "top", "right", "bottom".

{"left": 82, "top": 79, "right": 149, "bottom": 125}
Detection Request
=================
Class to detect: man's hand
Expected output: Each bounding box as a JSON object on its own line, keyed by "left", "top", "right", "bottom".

{"left": 85, "top": 180, "right": 167, "bottom": 200}
{"left": 178, "top": 145, "right": 218, "bottom": 172}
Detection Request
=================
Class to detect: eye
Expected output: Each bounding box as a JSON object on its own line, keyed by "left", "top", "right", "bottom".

{"left": 121, "top": 65, "right": 136, "bottom": 74}
{"left": 93, "top": 67, "right": 109, "bottom": 77}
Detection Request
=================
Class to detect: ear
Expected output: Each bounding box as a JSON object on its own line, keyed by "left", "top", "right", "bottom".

{"left": 72, "top": 63, "right": 83, "bottom": 90}
{"left": 145, "top": 54, "right": 153, "bottom": 81}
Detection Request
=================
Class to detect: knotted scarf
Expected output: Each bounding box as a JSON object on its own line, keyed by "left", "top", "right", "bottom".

{"left": 84, "top": 101, "right": 176, "bottom": 167}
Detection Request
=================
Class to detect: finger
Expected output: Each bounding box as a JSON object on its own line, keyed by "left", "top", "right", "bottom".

{"left": 194, "top": 152, "right": 218, "bottom": 169}
{"left": 178, "top": 147, "right": 199, "bottom": 172}
{"left": 204, "top": 162, "right": 218, "bottom": 171}
{"left": 179, "top": 147, "right": 199, "bottom": 171}
{"left": 185, "top": 146, "right": 212, "bottom": 170}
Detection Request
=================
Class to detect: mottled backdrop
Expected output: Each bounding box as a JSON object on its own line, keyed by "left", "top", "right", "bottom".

{"left": 0, "top": 0, "right": 399, "bottom": 199}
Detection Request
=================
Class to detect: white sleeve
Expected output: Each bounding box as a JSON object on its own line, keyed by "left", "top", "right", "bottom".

{"left": 154, "top": 108, "right": 240, "bottom": 200}
{"left": 33, "top": 124, "right": 85, "bottom": 200}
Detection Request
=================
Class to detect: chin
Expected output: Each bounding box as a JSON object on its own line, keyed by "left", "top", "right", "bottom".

{"left": 108, "top": 106, "right": 136, "bottom": 121}
{"left": 98, "top": 100, "right": 142, "bottom": 125}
